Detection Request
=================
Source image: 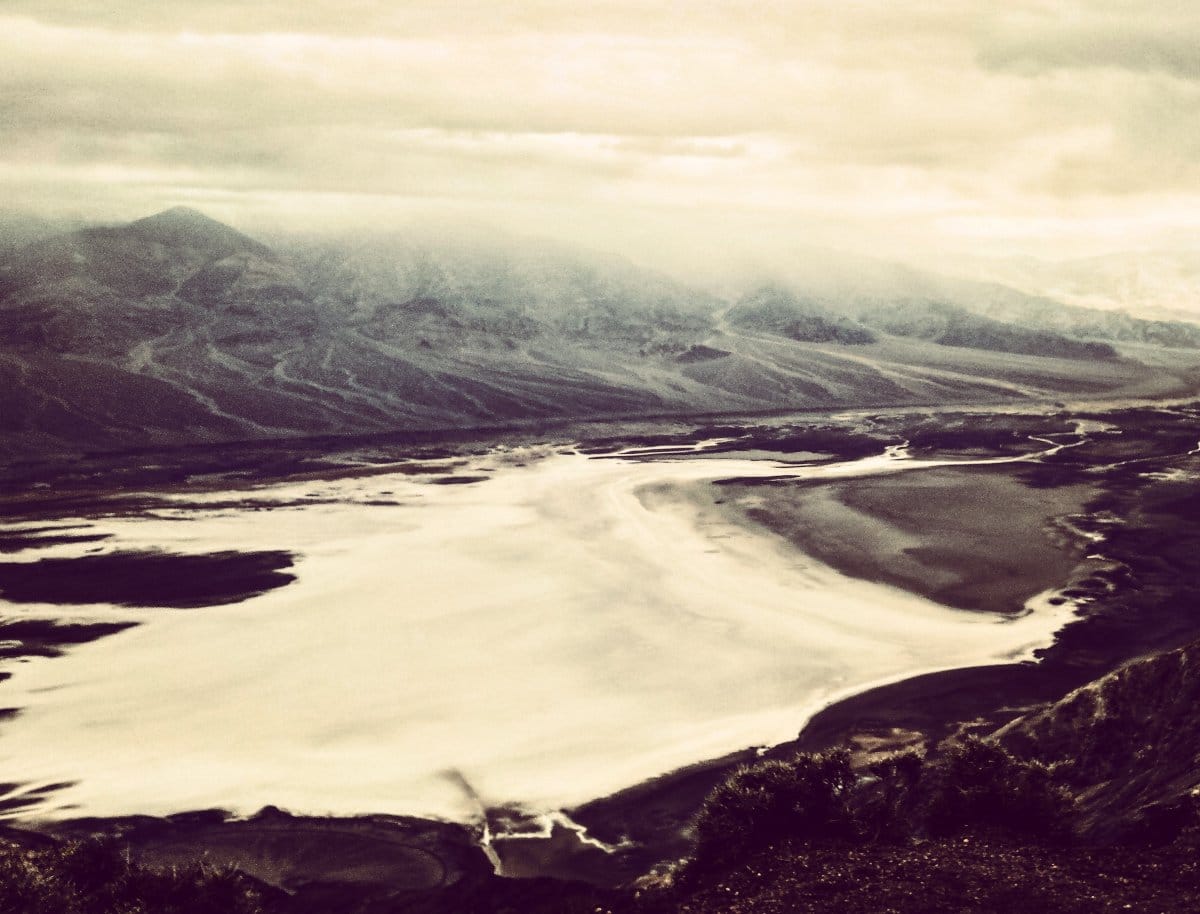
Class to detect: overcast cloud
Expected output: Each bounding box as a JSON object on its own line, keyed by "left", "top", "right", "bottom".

{"left": 2, "top": 1, "right": 1198, "bottom": 272}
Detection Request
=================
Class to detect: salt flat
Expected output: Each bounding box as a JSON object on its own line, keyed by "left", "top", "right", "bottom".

{"left": 0, "top": 442, "right": 1076, "bottom": 823}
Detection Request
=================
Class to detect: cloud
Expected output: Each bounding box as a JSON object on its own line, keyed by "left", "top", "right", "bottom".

{"left": 0, "top": 2, "right": 1197, "bottom": 267}
{"left": 979, "top": 8, "right": 1200, "bottom": 81}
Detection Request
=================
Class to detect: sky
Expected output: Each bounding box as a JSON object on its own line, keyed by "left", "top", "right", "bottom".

{"left": 3, "top": 1, "right": 1200, "bottom": 274}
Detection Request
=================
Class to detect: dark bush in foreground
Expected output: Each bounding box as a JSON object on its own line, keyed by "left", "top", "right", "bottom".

{"left": 688, "top": 750, "right": 857, "bottom": 873}
{"left": 682, "top": 739, "right": 1076, "bottom": 882}
{"left": 855, "top": 748, "right": 926, "bottom": 841}
{"left": 0, "top": 837, "right": 269, "bottom": 914}
{"left": 918, "top": 738, "right": 1074, "bottom": 841}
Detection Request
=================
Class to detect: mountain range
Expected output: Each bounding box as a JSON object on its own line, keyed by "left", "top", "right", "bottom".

{"left": 2, "top": 208, "right": 1199, "bottom": 458}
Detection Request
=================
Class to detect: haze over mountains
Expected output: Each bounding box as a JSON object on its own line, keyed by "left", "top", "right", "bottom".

{"left": 950, "top": 251, "right": 1200, "bottom": 324}
{"left": 2, "top": 207, "right": 1200, "bottom": 458}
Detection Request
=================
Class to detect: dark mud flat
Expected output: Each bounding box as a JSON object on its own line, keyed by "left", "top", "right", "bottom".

{"left": 0, "top": 526, "right": 113, "bottom": 553}
{"left": 0, "top": 618, "right": 137, "bottom": 659}
{"left": 0, "top": 550, "right": 296, "bottom": 608}
{"left": 14, "top": 807, "right": 627, "bottom": 914}
{"left": 12, "top": 802, "right": 1200, "bottom": 913}
{"left": 52, "top": 808, "right": 488, "bottom": 893}
{"left": 0, "top": 410, "right": 783, "bottom": 507}
{"left": 0, "top": 781, "right": 78, "bottom": 816}
{"left": 722, "top": 465, "right": 1094, "bottom": 614}
{"left": 0, "top": 548, "right": 295, "bottom": 697}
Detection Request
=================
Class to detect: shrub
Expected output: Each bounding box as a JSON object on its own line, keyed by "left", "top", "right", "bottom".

{"left": 687, "top": 750, "right": 857, "bottom": 873}
{"left": 917, "top": 738, "right": 1074, "bottom": 842}
{"left": 854, "top": 749, "right": 926, "bottom": 842}
{"left": 678, "top": 738, "right": 1081, "bottom": 886}
{"left": 0, "top": 837, "right": 270, "bottom": 914}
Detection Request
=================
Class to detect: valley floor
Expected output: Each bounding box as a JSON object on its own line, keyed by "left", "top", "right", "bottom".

{"left": 0, "top": 400, "right": 1199, "bottom": 910}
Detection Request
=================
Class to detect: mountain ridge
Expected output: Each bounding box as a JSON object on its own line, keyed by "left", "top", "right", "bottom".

{"left": 2, "top": 208, "right": 1200, "bottom": 458}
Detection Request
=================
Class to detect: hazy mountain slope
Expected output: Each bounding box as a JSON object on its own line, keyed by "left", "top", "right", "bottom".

{"left": 728, "top": 245, "right": 1200, "bottom": 357}
{"left": 2, "top": 210, "right": 1200, "bottom": 458}
{"left": 757, "top": 247, "right": 1200, "bottom": 349}
{"left": 696, "top": 328, "right": 1173, "bottom": 405}
{"left": 857, "top": 300, "right": 1118, "bottom": 360}
{"left": 286, "top": 231, "right": 716, "bottom": 350}
{"left": 0, "top": 212, "right": 70, "bottom": 260}
{"left": 953, "top": 251, "right": 1200, "bottom": 322}
{"left": 727, "top": 283, "right": 1121, "bottom": 360}
{"left": 727, "top": 285, "right": 876, "bottom": 344}
{"left": 964, "top": 291, "right": 1200, "bottom": 350}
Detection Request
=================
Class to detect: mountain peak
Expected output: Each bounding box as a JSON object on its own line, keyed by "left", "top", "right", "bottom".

{"left": 158, "top": 205, "right": 208, "bottom": 218}
{"left": 134, "top": 205, "right": 223, "bottom": 229}
{"left": 128, "top": 206, "right": 268, "bottom": 257}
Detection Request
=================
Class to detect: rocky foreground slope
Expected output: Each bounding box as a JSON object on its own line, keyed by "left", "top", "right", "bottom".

{"left": 996, "top": 637, "right": 1200, "bottom": 843}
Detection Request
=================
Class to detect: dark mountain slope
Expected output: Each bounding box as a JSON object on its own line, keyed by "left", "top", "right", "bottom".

{"left": 0, "top": 206, "right": 303, "bottom": 358}
{"left": 2, "top": 206, "right": 267, "bottom": 300}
